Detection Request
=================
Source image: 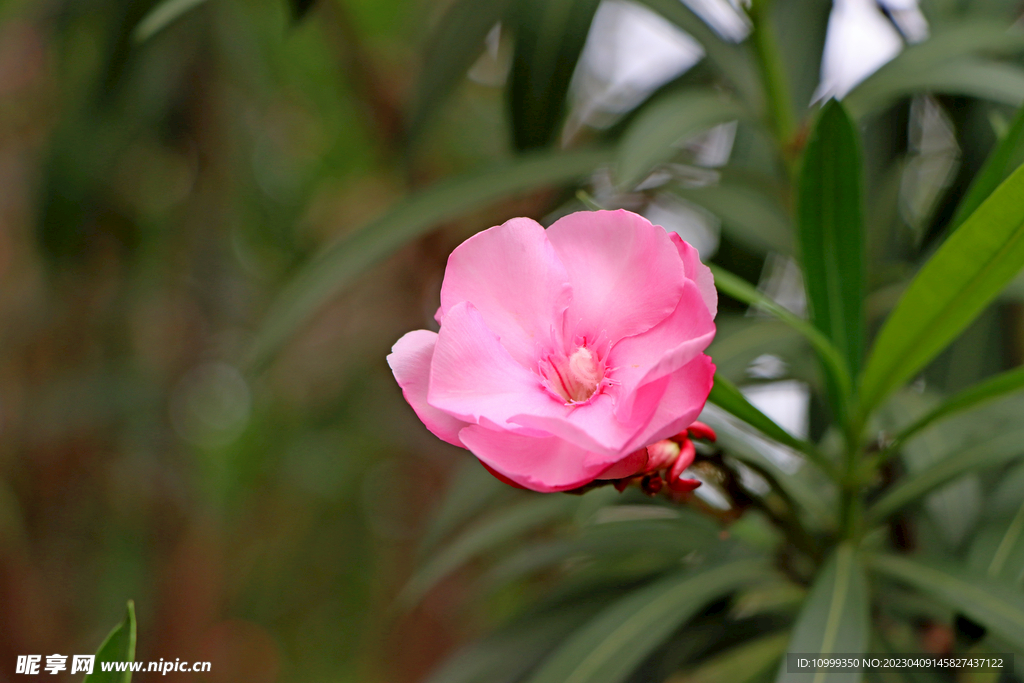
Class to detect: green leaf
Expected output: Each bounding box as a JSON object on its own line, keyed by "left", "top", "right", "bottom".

{"left": 866, "top": 429, "right": 1024, "bottom": 525}
{"left": 485, "top": 514, "right": 720, "bottom": 588}
{"left": 892, "top": 364, "right": 1024, "bottom": 447}
{"left": 857, "top": 161, "right": 1024, "bottom": 416}
{"left": 967, "top": 505, "right": 1024, "bottom": 583}
{"left": 867, "top": 553, "right": 1024, "bottom": 651}
{"left": 708, "top": 317, "right": 806, "bottom": 382}
{"left": 700, "top": 405, "right": 838, "bottom": 530}
{"left": 847, "top": 58, "right": 1024, "bottom": 118}
{"left": 508, "top": 0, "right": 601, "bottom": 150}
{"left": 682, "top": 631, "right": 790, "bottom": 683}
{"left": 426, "top": 607, "right": 599, "bottom": 683}
{"left": 525, "top": 557, "right": 768, "bottom": 683}
{"left": 710, "top": 265, "right": 852, "bottom": 402}
{"left": 133, "top": 0, "right": 210, "bottom": 43}
{"left": 616, "top": 89, "right": 749, "bottom": 189}
{"left": 398, "top": 496, "right": 576, "bottom": 609}
{"left": 797, "top": 101, "right": 864, "bottom": 396}
{"left": 779, "top": 543, "right": 869, "bottom": 683}
{"left": 896, "top": 413, "right": 982, "bottom": 549}
{"left": 408, "top": 0, "right": 514, "bottom": 142}
{"left": 951, "top": 104, "right": 1024, "bottom": 231}
{"left": 84, "top": 601, "right": 137, "bottom": 683}
{"left": 634, "top": 0, "right": 762, "bottom": 109}
{"left": 672, "top": 178, "right": 792, "bottom": 254}
{"left": 250, "top": 147, "right": 611, "bottom": 367}
{"left": 708, "top": 374, "right": 813, "bottom": 457}
{"left": 844, "top": 21, "right": 1024, "bottom": 117}
{"left": 769, "top": 0, "right": 831, "bottom": 118}
{"left": 418, "top": 460, "right": 510, "bottom": 558}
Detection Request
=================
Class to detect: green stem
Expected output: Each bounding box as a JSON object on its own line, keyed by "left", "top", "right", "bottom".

{"left": 749, "top": 0, "right": 796, "bottom": 154}
{"left": 840, "top": 433, "right": 865, "bottom": 541}
{"left": 734, "top": 458, "right": 822, "bottom": 562}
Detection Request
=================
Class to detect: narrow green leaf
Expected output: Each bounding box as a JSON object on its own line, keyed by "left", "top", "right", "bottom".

{"left": 84, "top": 601, "right": 137, "bottom": 683}
{"left": 849, "top": 58, "right": 1024, "bottom": 118}
{"left": 858, "top": 161, "right": 1024, "bottom": 416}
{"left": 525, "top": 557, "right": 768, "bottom": 683}
{"left": 710, "top": 265, "right": 852, "bottom": 402}
{"left": 866, "top": 429, "right": 1024, "bottom": 525}
{"left": 709, "top": 374, "right": 812, "bottom": 457}
{"left": 617, "top": 89, "right": 748, "bottom": 189}
{"left": 867, "top": 553, "right": 1024, "bottom": 651}
{"left": 967, "top": 505, "right": 1024, "bottom": 583}
{"left": 844, "top": 21, "right": 1024, "bottom": 117}
{"left": 250, "top": 147, "right": 611, "bottom": 367}
{"left": 708, "top": 317, "right": 806, "bottom": 382}
{"left": 408, "top": 0, "right": 514, "bottom": 142}
{"left": 988, "top": 460, "right": 1024, "bottom": 519}
{"left": 899, "top": 420, "right": 982, "bottom": 550}
{"left": 951, "top": 104, "right": 1024, "bottom": 231}
{"left": 634, "top": 0, "right": 762, "bottom": 109}
{"left": 508, "top": 0, "right": 601, "bottom": 150}
{"left": 486, "top": 514, "right": 720, "bottom": 588}
{"left": 426, "top": 608, "right": 598, "bottom": 683}
{"left": 769, "top": 0, "right": 831, "bottom": 118}
{"left": 778, "top": 544, "right": 869, "bottom": 683}
{"left": 133, "top": 0, "right": 210, "bottom": 43}
{"left": 680, "top": 631, "right": 790, "bottom": 683}
{"left": 398, "top": 496, "right": 576, "bottom": 609}
{"left": 892, "top": 364, "right": 1024, "bottom": 447}
{"left": 418, "top": 460, "right": 510, "bottom": 558}
{"left": 672, "top": 179, "right": 792, "bottom": 254}
{"left": 797, "top": 101, "right": 864, "bottom": 392}
{"left": 700, "top": 405, "right": 838, "bottom": 529}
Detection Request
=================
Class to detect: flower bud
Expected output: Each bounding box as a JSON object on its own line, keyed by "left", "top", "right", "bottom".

{"left": 641, "top": 473, "right": 663, "bottom": 495}
{"left": 686, "top": 421, "right": 717, "bottom": 442}
{"left": 645, "top": 439, "right": 680, "bottom": 472}
{"left": 668, "top": 438, "right": 700, "bottom": 492}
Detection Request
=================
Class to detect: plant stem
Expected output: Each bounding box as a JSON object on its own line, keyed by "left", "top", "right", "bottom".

{"left": 749, "top": 0, "right": 797, "bottom": 157}
{"left": 729, "top": 456, "right": 822, "bottom": 562}
{"left": 840, "top": 437, "right": 865, "bottom": 541}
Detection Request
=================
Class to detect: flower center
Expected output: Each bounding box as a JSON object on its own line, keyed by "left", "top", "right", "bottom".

{"left": 543, "top": 346, "right": 605, "bottom": 404}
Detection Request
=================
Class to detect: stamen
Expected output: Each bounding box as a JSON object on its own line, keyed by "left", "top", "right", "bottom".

{"left": 541, "top": 345, "right": 606, "bottom": 403}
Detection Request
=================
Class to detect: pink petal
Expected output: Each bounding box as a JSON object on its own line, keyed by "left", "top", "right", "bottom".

{"left": 387, "top": 330, "right": 470, "bottom": 447}
{"left": 439, "top": 217, "right": 572, "bottom": 367}
{"left": 596, "top": 447, "right": 650, "bottom": 480}
{"left": 427, "top": 301, "right": 561, "bottom": 429}
{"left": 624, "top": 355, "right": 716, "bottom": 452}
{"left": 509, "top": 382, "right": 667, "bottom": 456}
{"left": 669, "top": 232, "right": 717, "bottom": 318}
{"left": 458, "top": 425, "right": 605, "bottom": 492}
{"left": 546, "top": 210, "right": 685, "bottom": 344}
{"left": 607, "top": 280, "right": 716, "bottom": 421}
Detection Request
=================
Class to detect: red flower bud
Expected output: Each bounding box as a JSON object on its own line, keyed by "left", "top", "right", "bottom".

{"left": 668, "top": 438, "right": 696, "bottom": 482}
{"left": 641, "top": 473, "right": 663, "bottom": 495}
{"left": 644, "top": 439, "right": 680, "bottom": 472}
{"left": 668, "top": 477, "right": 702, "bottom": 493}
{"left": 667, "top": 438, "right": 701, "bottom": 491}
{"left": 686, "top": 421, "right": 717, "bottom": 442}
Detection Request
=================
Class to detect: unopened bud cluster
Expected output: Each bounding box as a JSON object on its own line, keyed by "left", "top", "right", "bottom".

{"left": 613, "top": 421, "right": 716, "bottom": 496}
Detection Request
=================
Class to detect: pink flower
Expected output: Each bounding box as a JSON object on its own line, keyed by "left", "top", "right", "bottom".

{"left": 387, "top": 209, "right": 717, "bottom": 492}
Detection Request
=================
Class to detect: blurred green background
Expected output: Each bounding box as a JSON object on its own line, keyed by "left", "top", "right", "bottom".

{"left": 0, "top": 0, "right": 505, "bottom": 680}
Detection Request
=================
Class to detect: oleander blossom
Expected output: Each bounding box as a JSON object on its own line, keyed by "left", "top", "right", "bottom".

{"left": 387, "top": 209, "right": 717, "bottom": 492}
